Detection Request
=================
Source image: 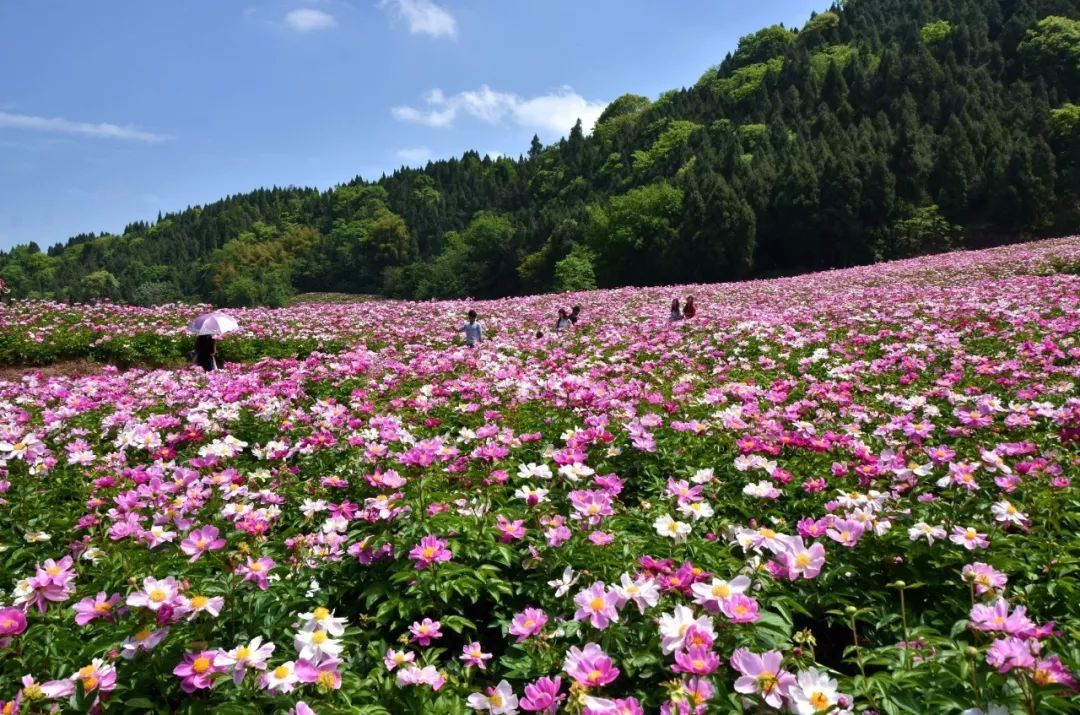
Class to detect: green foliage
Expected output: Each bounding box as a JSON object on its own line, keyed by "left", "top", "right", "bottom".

{"left": 871, "top": 205, "right": 960, "bottom": 261}
{"left": 802, "top": 11, "right": 840, "bottom": 37}
{"left": 81, "top": 270, "right": 121, "bottom": 299}
{"left": 811, "top": 44, "right": 859, "bottom": 78}
{"left": 1051, "top": 102, "right": 1080, "bottom": 136}
{"left": 588, "top": 181, "right": 683, "bottom": 286}
{"left": 920, "top": 20, "right": 953, "bottom": 46}
{"left": 131, "top": 281, "right": 182, "bottom": 306}
{"left": 1020, "top": 16, "right": 1080, "bottom": 75}
{"left": 631, "top": 120, "right": 702, "bottom": 173}
{"left": 732, "top": 24, "right": 796, "bottom": 67}
{"left": 552, "top": 245, "right": 597, "bottom": 292}
{"left": 713, "top": 57, "right": 784, "bottom": 102}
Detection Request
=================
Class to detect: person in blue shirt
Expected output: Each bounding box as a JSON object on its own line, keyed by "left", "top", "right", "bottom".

{"left": 461, "top": 310, "right": 483, "bottom": 347}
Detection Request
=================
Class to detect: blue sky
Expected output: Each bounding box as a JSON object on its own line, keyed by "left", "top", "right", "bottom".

{"left": 0, "top": 0, "right": 827, "bottom": 251}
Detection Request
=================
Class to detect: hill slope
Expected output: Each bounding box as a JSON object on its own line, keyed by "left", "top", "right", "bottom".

{"left": 3, "top": 0, "right": 1080, "bottom": 306}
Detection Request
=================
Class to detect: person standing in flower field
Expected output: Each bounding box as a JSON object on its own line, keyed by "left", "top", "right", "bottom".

{"left": 461, "top": 310, "right": 483, "bottom": 347}
{"left": 569, "top": 305, "right": 581, "bottom": 325}
{"left": 669, "top": 298, "right": 683, "bottom": 322}
{"left": 682, "top": 296, "right": 696, "bottom": 319}
{"left": 193, "top": 334, "right": 219, "bottom": 372}
{"left": 555, "top": 308, "right": 572, "bottom": 333}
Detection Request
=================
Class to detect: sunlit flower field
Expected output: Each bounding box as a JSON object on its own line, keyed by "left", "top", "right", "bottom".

{"left": 1, "top": 238, "right": 1079, "bottom": 714}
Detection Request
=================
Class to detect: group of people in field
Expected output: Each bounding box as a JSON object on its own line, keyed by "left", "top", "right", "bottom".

{"left": 460, "top": 296, "right": 697, "bottom": 347}
{"left": 669, "top": 296, "right": 696, "bottom": 321}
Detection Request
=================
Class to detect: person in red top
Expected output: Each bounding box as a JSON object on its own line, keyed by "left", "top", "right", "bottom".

{"left": 682, "top": 296, "right": 696, "bottom": 319}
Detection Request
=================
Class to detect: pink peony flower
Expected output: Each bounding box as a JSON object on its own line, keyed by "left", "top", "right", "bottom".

{"left": 508, "top": 607, "right": 548, "bottom": 642}
{"left": 409, "top": 535, "right": 453, "bottom": 569}
{"left": 563, "top": 643, "right": 619, "bottom": 687}
{"left": 179, "top": 525, "right": 227, "bottom": 562}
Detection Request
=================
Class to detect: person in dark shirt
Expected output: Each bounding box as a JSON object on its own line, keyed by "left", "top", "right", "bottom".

{"left": 682, "top": 296, "right": 696, "bottom": 319}
{"left": 193, "top": 334, "right": 218, "bottom": 372}
{"left": 569, "top": 305, "right": 581, "bottom": 325}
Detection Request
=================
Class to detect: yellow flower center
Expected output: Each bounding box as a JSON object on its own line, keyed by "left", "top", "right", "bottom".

{"left": 22, "top": 684, "right": 44, "bottom": 700}
{"left": 795, "top": 553, "right": 811, "bottom": 567}
{"left": 192, "top": 657, "right": 212, "bottom": 674}
{"left": 148, "top": 588, "right": 167, "bottom": 602}
{"left": 1033, "top": 668, "right": 1053, "bottom": 686}
{"left": 316, "top": 671, "right": 336, "bottom": 688}
{"left": 134, "top": 629, "right": 153, "bottom": 642}
{"left": 273, "top": 665, "right": 290, "bottom": 679}
{"left": 490, "top": 694, "right": 504, "bottom": 707}
{"left": 250, "top": 562, "right": 264, "bottom": 571}
{"left": 46, "top": 566, "right": 61, "bottom": 575}
{"left": 422, "top": 546, "right": 437, "bottom": 559}
{"left": 712, "top": 584, "right": 731, "bottom": 598}
{"left": 93, "top": 601, "right": 112, "bottom": 613}
{"left": 235, "top": 646, "right": 251, "bottom": 660}
{"left": 691, "top": 659, "right": 706, "bottom": 669}
{"left": 588, "top": 669, "right": 602, "bottom": 683}
{"left": 313, "top": 607, "right": 330, "bottom": 621}
{"left": 735, "top": 604, "right": 749, "bottom": 615}
{"left": 590, "top": 597, "right": 605, "bottom": 611}
{"left": 196, "top": 538, "right": 208, "bottom": 548}
{"left": 809, "top": 691, "right": 830, "bottom": 710}
{"left": 311, "top": 631, "right": 328, "bottom": 644}
{"left": 760, "top": 528, "right": 776, "bottom": 538}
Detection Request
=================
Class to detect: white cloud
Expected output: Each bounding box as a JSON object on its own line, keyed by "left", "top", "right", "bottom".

{"left": 379, "top": 0, "right": 456, "bottom": 38}
{"left": 285, "top": 8, "right": 337, "bottom": 32}
{"left": 396, "top": 146, "right": 432, "bottom": 164}
{"left": 0, "top": 111, "right": 169, "bottom": 143}
{"left": 391, "top": 85, "right": 608, "bottom": 136}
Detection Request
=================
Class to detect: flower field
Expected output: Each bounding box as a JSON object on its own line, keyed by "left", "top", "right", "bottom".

{"left": 1, "top": 238, "right": 1079, "bottom": 714}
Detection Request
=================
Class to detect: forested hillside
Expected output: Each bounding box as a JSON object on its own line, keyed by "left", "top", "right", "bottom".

{"left": 4, "top": 0, "right": 1080, "bottom": 306}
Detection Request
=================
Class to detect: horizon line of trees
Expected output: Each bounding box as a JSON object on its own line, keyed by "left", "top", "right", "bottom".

{"left": 3, "top": 0, "right": 1080, "bottom": 307}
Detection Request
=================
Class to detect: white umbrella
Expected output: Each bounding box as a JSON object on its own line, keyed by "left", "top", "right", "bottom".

{"left": 188, "top": 311, "right": 239, "bottom": 336}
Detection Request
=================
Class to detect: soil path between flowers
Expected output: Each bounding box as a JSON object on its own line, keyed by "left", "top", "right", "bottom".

{"left": 0, "top": 359, "right": 186, "bottom": 382}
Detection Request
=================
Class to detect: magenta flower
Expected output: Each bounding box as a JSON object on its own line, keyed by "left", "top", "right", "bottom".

{"left": 235, "top": 557, "right": 276, "bottom": 590}
{"left": 970, "top": 599, "right": 1035, "bottom": 636}
{"left": 0, "top": 607, "right": 27, "bottom": 636}
{"left": 126, "top": 576, "right": 180, "bottom": 611}
{"left": 731, "top": 647, "right": 795, "bottom": 708}
{"left": 508, "top": 607, "right": 548, "bottom": 642}
{"left": 179, "top": 525, "right": 227, "bottom": 562}
{"left": 563, "top": 642, "right": 619, "bottom": 687}
{"left": 295, "top": 657, "right": 342, "bottom": 690}
{"left": 73, "top": 592, "right": 121, "bottom": 626}
{"left": 1032, "top": 656, "right": 1078, "bottom": 689}
{"left": 777, "top": 536, "right": 826, "bottom": 580}
{"left": 720, "top": 593, "right": 760, "bottom": 623}
{"left": 673, "top": 645, "right": 721, "bottom": 675}
{"left": 825, "top": 518, "right": 866, "bottom": 547}
{"left": 950, "top": 526, "right": 989, "bottom": 550}
{"left": 409, "top": 618, "right": 443, "bottom": 646}
{"left": 519, "top": 676, "right": 564, "bottom": 712}
{"left": 985, "top": 636, "right": 1035, "bottom": 673}
{"left": 173, "top": 650, "right": 221, "bottom": 692}
{"left": 383, "top": 648, "right": 415, "bottom": 671}
{"left": 963, "top": 562, "right": 1007, "bottom": 595}
{"left": 408, "top": 535, "right": 452, "bottom": 569}
{"left": 495, "top": 515, "right": 527, "bottom": 542}
{"left": 460, "top": 642, "right": 493, "bottom": 670}
{"left": 573, "top": 582, "right": 620, "bottom": 629}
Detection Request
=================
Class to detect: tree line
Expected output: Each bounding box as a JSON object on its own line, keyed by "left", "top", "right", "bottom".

{"left": 3, "top": 0, "right": 1080, "bottom": 306}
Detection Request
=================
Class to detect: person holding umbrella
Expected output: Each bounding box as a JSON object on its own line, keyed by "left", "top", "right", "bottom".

{"left": 188, "top": 311, "right": 239, "bottom": 372}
